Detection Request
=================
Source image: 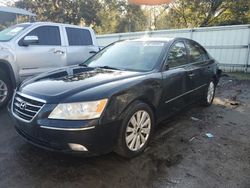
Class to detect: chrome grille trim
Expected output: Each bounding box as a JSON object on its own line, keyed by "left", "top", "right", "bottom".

{"left": 16, "top": 92, "right": 46, "bottom": 103}
{"left": 12, "top": 92, "right": 46, "bottom": 123}
{"left": 15, "top": 108, "right": 33, "bottom": 118}
{"left": 15, "top": 97, "right": 42, "bottom": 108}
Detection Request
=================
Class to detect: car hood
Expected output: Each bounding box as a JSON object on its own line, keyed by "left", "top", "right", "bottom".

{"left": 19, "top": 66, "right": 145, "bottom": 103}
{"left": 0, "top": 41, "right": 12, "bottom": 50}
{"left": 0, "top": 42, "right": 14, "bottom": 59}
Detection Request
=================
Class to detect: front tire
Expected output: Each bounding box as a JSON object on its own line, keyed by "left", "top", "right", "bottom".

{"left": 115, "top": 101, "right": 155, "bottom": 158}
{"left": 0, "top": 70, "right": 13, "bottom": 109}
{"left": 201, "top": 81, "right": 215, "bottom": 106}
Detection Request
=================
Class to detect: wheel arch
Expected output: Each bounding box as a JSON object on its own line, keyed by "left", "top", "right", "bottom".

{"left": 118, "top": 96, "right": 157, "bottom": 124}
{"left": 0, "top": 60, "right": 17, "bottom": 88}
{"left": 212, "top": 74, "right": 220, "bottom": 86}
{"left": 212, "top": 67, "right": 222, "bottom": 86}
{"left": 135, "top": 97, "right": 157, "bottom": 119}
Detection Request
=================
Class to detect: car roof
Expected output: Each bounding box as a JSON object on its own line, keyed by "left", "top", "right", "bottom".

{"left": 18, "top": 22, "right": 92, "bottom": 30}
{"left": 127, "top": 37, "right": 189, "bottom": 43}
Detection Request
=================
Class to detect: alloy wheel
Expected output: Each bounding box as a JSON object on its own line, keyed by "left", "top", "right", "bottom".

{"left": 0, "top": 80, "right": 8, "bottom": 103}
{"left": 207, "top": 82, "right": 215, "bottom": 104}
{"left": 125, "top": 110, "right": 151, "bottom": 151}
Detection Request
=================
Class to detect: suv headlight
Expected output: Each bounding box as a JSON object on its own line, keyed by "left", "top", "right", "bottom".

{"left": 48, "top": 99, "right": 108, "bottom": 120}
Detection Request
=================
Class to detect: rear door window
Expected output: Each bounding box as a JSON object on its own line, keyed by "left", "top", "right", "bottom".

{"left": 167, "top": 41, "right": 188, "bottom": 68}
{"left": 66, "top": 27, "right": 93, "bottom": 46}
{"left": 185, "top": 41, "right": 209, "bottom": 62}
{"left": 23, "top": 26, "right": 61, "bottom": 46}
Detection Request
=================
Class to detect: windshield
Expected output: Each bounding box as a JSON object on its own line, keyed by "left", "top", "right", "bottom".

{"left": 0, "top": 24, "right": 31, "bottom": 42}
{"left": 85, "top": 41, "right": 165, "bottom": 72}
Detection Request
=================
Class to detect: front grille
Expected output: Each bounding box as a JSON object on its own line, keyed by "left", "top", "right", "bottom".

{"left": 13, "top": 93, "right": 45, "bottom": 122}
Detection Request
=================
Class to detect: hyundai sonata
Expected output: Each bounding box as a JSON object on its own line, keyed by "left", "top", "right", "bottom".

{"left": 11, "top": 38, "right": 221, "bottom": 158}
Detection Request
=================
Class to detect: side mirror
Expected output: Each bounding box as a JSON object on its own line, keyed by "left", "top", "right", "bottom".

{"left": 22, "top": 36, "right": 39, "bottom": 46}
{"left": 165, "top": 63, "right": 170, "bottom": 71}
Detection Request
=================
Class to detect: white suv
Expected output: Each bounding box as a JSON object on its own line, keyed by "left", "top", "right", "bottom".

{"left": 0, "top": 22, "right": 99, "bottom": 108}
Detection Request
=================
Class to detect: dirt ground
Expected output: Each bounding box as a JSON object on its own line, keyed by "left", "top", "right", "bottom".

{"left": 0, "top": 75, "right": 250, "bottom": 188}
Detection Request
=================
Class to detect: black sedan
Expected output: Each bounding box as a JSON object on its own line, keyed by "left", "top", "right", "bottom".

{"left": 11, "top": 38, "right": 221, "bottom": 158}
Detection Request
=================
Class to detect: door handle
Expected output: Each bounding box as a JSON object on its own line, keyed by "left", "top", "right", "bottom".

{"left": 53, "top": 50, "right": 65, "bottom": 55}
{"left": 188, "top": 73, "right": 195, "bottom": 78}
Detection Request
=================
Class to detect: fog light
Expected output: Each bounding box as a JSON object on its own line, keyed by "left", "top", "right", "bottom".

{"left": 68, "top": 143, "right": 88, "bottom": 152}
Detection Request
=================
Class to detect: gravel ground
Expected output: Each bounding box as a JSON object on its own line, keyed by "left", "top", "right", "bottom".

{"left": 0, "top": 76, "right": 250, "bottom": 188}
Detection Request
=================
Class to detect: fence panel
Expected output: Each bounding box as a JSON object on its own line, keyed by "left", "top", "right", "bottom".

{"left": 97, "top": 25, "right": 250, "bottom": 72}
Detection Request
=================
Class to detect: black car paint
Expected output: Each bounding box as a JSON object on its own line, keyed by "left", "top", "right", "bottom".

{"left": 11, "top": 38, "right": 220, "bottom": 155}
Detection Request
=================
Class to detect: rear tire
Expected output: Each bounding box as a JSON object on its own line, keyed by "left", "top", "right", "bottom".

{"left": 0, "top": 70, "right": 13, "bottom": 109}
{"left": 201, "top": 81, "right": 215, "bottom": 106}
{"left": 115, "top": 101, "right": 155, "bottom": 158}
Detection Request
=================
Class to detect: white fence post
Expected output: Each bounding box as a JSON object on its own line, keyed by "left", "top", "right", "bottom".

{"left": 190, "top": 29, "right": 194, "bottom": 39}
{"left": 245, "top": 26, "right": 250, "bottom": 72}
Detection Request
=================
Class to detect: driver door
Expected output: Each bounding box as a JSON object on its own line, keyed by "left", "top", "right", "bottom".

{"left": 15, "top": 25, "right": 67, "bottom": 81}
{"left": 158, "top": 41, "right": 189, "bottom": 121}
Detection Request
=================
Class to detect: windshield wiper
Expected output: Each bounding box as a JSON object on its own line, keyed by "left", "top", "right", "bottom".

{"left": 97, "top": 66, "right": 121, "bottom": 70}
{"left": 79, "top": 63, "right": 88, "bottom": 67}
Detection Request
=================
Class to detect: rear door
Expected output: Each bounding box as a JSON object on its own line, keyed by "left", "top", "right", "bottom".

{"left": 159, "top": 40, "right": 189, "bottom": 120}
{"left": 65, "top": 27, "right": 99, "bottom": 66}
{"left": 184, "top": 40, "right": 212, "bottom": 100}
{"left": 15, "top": 25, "right": 66, "bottom": 81}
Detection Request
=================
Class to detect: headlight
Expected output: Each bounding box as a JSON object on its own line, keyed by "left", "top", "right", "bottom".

{"left": 48, "top": 99, "right": 108, "bottom": 120}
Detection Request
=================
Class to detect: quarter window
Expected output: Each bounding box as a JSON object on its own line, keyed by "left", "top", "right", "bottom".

{"left": 167, "top": 42, "right": 188, "bottom": 68}
{"left": 186, "top": 41, "right": 209, "bottom": 62}
{"left": 66, "top": 27, "right": 93, "bottom": 46}
{"left": 23, "top": 26, "right": 61, "bottom": 46}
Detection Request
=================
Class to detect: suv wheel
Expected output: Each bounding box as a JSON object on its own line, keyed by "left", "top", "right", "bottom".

{"left": 115, "top": 101, "right": 155, "bottom": 158}
{"left": 0, "top": 71, "right": 13, "bottom": 108}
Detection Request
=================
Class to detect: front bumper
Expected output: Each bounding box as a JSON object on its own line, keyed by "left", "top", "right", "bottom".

{"left": 11, "top": 111, "right": 121, "bottom": 156}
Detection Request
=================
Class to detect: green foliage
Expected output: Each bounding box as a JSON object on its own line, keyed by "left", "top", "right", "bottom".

{"left": 15, "top": 0, "right": 148, "bottom": 34}
{"left": 15, "top": 0, "right": 81, "bottom": 24}
{"left": 155, "top": 0, "right": 250, "bottom": 29}
{"left": 116, "top": 4, "right": 148, "bottom": 33}
{"left": 212, "top": 0, "right": 250, "bottom": 26}
{"left": 94, "top": 0, "right": 123, "bottom": 34}
{"left": 14, "top": 0, "right": 250, "bottom": 34}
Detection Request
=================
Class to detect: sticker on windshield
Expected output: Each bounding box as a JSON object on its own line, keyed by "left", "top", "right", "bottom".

{"left": 6, "top": 27, "right": 24, "bottom": 36}
{"left": 144, "top": 42, "right": 164, "bottom": 47}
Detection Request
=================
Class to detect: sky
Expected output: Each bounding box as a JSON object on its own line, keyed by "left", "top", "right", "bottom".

{"left": 0, "top": 0, "right": 17, "bottom": 6}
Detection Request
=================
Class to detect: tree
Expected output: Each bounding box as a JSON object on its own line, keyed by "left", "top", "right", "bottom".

{"left": 14, "top": 0, "right": 147, "bottom": 33}
{"left": 211, "top": 0, "right": 250, "bottom": 26}
{"left": 16, "top": 0, "right": 74, "bottom": 23}
{"left": 155, "top": 0, "right": 250, "bottom": 29}
{"left": 144, "top": 5, "right": 169, "bottom": 30}
{"left": 14, "top": 0, "right": 250, "bottom": 33}
{"left": 116, "top": 4, "right": 148, "bottom": 33}
{"left": 79, "top": 0, "right": 102, "bottom": 26}
{"left": 93, "top": 0, "right": 123, "bottom": 34}
{"left": 15, "top": 0, "right": 101, "bottom": 25}
{"left": 94, "top": 0, "right": 147, "bottom": 34}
